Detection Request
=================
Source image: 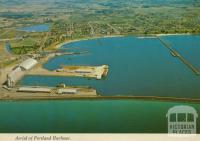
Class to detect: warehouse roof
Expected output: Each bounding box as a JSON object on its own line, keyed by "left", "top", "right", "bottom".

{"left": 8, "top": 67, "right": 24, "bottom": 82}
{"left": 18, "top": 87, "right": 51, "bottom": 93}
{"left": 58, "top": 88, "right": 77, "bottom": 94}
{"left": 19, "top": 58, "right": 38, "bottom": 70}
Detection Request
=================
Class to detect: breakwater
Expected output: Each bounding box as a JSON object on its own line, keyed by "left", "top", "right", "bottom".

{"left": 1, "top": 91, "right": 200, "bottom": 103}
{"left": 157, "top": 36, "right": 200, "bottom": 76}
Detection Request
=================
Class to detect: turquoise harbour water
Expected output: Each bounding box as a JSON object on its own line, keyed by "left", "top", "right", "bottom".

{"left": 20, "top": 35, "right": 200, "bottom": 98}
{"left": 0, "top": 100, "right": 199, "bottom": 133}
{"left": 17, "top": 24, "right": 49, "bottom": 32}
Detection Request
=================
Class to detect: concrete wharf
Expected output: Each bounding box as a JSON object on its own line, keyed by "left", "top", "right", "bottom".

{"left": 28, "top": 65, "right": 109, "bottom": 79}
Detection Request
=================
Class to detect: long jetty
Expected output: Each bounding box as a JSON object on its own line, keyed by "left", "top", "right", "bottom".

{"left": 157, "top": 36, "right": 200, "bottom": 76}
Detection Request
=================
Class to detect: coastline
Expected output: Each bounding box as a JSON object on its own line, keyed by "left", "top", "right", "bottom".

{"left": 54, "top": 33, "right": 193, "bottom": 49}
{"left": 156, "top": 33, "right": 192, "bottom": 36}
{"left": 55, "top": 35, "right": 124, "bottom": 49}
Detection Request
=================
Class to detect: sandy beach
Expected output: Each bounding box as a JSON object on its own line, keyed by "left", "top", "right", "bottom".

{"left": 54, "top": 33, "right": 194, "bottom": 49}
{"left": 54, "top": 35, "right": 124, "bottom": 49}
{"left": 156, "top": 33, "right": 192, "bottom": 36}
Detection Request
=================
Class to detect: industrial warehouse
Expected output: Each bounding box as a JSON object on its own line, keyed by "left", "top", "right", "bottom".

{"left": 7, "top": 58, "right": 38, "bottom": 87}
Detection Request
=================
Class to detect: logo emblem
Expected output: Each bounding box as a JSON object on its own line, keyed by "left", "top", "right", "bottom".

{"left": 166, "top": 105, "right": 198, "bottom": 134}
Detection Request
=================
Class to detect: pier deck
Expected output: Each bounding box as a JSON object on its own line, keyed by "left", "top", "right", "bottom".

{"left": 28, "top": 65, "right": 109, "bottom": 79}
{"left": 0, "top": 85, "right": 97, "bottom": 100}
{"left": 1, "top": 85, "right": 200, "bottom": 103}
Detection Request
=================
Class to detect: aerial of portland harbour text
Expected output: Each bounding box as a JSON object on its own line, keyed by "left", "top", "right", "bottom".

{"left": 0, "top": 0, "right": 200, "bottom": 135}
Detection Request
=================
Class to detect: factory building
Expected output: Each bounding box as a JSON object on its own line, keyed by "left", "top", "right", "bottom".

{"left": 7, "top": 58, "right": 38, "bottom": 87}
{"left": 7, "top": 67, "right": 24, "bottom": 87}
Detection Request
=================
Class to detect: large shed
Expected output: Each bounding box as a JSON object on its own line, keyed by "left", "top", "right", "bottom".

{"left": 18, "top": 86, "right": 51, "bottom": 93}
{"left": 19, "top": 58, "right": 38, "bottom": 70}
{"left": 7, "top": 67, "right": 24, "bottom": 87}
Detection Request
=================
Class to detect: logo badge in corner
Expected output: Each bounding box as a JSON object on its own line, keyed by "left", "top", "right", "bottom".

{"left": 166, "top": 105, "right": 198, "bottom": 134}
